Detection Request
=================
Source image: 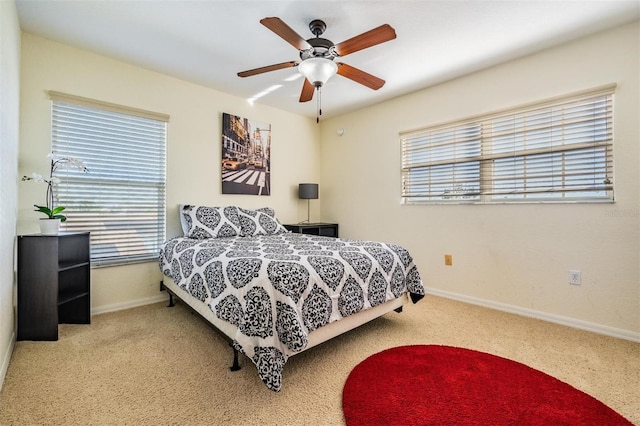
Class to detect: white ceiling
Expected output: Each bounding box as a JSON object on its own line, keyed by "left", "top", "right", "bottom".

{"left": 15, "top": 0, "right": 640, "bottom": 119}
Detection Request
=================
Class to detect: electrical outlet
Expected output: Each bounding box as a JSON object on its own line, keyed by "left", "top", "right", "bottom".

{"left": 569, "top": 270, "right": 581, "bottom": 285}
{"left": 444, "top": 254, "right": 453, "bottom": 266}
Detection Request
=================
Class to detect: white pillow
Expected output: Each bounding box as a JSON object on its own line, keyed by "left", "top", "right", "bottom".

{"left": 178, "top": 204, "right": 190, "bottom": 236}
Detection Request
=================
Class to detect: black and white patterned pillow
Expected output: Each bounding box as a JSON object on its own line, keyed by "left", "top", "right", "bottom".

{"left": 238, "top": 207, "right": 289, "bottom": 237}
{"left": 181, "top": 205, "right": 242, "bottom": 239}
{"left": 255, "top": 207, "right": 276, "bottom": 217}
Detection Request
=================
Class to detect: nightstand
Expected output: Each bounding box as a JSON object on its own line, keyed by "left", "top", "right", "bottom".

{"left": 284, "top": 223, "right": 339, "bottom": 238}
{"left": 17, "top": 232, "right": 91, "bottom": 341}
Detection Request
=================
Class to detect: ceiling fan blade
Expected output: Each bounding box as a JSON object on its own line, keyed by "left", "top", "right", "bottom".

{"left": 336, "top": 63, "right": 385, "bottom": 90}
{"left": 333, "top": 24, "right": 396, "bottom": 57}
{"left": 299, "top": 78, "right": 315, "bottom": 102}
{"left": 260, "top": 17, "right": 312, "bottom": 51}
{"left": 237, "top": 61, "right": 298, "bottom": 77}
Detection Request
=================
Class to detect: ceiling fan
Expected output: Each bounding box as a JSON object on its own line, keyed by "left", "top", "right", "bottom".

{"left": 237, "top": 17, "right": 396, "bottom": 120}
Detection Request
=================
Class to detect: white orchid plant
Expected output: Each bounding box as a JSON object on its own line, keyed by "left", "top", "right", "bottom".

{"left": 22, "top": 154, "right": 88, "bottom": 222}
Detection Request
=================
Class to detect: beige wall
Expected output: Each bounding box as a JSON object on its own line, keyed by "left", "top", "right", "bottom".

{"left": 319, "top": 21, "right": 640, "bottom": 338}
{"left": 0, "top": 0, "right": 21, "bottom": 389}
{"left": 18, "top": 33, "right": 320, "bottom": 312}
{"left": 15, "top": 22, "right": 639, "bottom": 339}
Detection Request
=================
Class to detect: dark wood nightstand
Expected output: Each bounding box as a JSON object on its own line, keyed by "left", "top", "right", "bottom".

{"left": 17, "top": 232, "right": 91, "bottom": 341}
{"left": 284, "top": 223, "right": 339, "bottom": 238}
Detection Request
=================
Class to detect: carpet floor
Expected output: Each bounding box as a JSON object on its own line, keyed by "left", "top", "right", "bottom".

{"left": 0, "top": 295, "right": 638, "bottom": 425}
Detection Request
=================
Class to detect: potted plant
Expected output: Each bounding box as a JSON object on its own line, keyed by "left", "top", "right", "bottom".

{"left": 22, "top": 154, "right": 88, "bottom": 235}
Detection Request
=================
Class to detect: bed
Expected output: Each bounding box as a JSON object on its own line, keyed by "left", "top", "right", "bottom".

{"left": 159, "top": 205, "right": 425, "bottom": 391}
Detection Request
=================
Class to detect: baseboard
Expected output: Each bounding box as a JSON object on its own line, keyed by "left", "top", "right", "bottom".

{"left": 91, "top": 293, "right": 168, "bottom": 316}
{"left": 83, "top": 288, "right": 640, "bottom": 342}
{"left": 0, "top": 331, "right": 15, "bottom": 393}
{"left": 425, "top": 287, "right": 640, "bottom": 343}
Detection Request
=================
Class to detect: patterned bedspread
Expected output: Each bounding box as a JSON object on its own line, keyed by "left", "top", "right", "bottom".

{"left": 159, "top": 232, "right": 425, "bottom": 391}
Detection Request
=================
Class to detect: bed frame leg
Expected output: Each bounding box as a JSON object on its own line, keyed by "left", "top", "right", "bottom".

{"left": 160, "top": 281, "right": 175, "bottom": 307}
{"left": 230, "top": 345, "right": 241, "bottom": 372}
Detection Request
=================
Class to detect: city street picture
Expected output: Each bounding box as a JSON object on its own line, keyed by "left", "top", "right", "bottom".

{"left": 221, "top": 112, "right": 271, "bottom": 196}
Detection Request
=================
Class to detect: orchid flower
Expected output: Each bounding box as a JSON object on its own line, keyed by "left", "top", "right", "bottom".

{"left": 22, "top": 153, "right": 89, "bottom": 221}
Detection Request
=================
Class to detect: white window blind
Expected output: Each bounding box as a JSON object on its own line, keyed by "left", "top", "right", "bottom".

{"left": 50, "top": 93, "right": 168, "bottom": 267}
{"left": 401, "top": 85, "right": 614, "bottom": 203}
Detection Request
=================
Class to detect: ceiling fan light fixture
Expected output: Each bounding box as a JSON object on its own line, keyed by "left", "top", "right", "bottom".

{"left": 298, "top": 57, "right": 338, "bottom": 87}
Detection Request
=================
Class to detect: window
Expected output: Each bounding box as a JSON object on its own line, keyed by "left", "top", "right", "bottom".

{"left": 401, "top": 85, "right": 614, "bottom": 204}
{"left": 50, "top": 92, "right": 168, "bottom": 267}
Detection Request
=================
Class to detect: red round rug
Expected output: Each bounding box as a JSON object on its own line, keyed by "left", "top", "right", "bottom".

{"left": 342, "top": 345, "right": 632, "bottom": 426}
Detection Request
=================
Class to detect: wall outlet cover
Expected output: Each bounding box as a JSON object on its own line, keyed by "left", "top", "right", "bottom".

{"left": 569, "top": 270, "right": 581, "bottom": 285}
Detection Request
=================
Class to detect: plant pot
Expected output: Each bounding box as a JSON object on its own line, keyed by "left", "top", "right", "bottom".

{"left": 39, "top": 218, "right": 61, "bottom": 235}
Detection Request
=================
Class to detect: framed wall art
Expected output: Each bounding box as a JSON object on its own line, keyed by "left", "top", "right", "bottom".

{"left": 221, "top": 112, "right": 271, "bottom": 195}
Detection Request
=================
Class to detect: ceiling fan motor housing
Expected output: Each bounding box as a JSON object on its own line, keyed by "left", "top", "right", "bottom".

{"left": 298, "top": 19, "right": 336, "bottom": 61}
{"left": 300, "top": 37, "right": 336, "bottom": 60}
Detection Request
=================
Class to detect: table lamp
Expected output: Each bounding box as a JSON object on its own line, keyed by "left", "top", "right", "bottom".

{"left": 298, "top": 183, "right": 318, "bottom": 223}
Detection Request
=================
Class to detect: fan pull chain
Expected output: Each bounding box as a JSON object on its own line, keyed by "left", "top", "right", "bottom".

{"left": 316, "top": 86, "right": 322, "bottom": 123}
